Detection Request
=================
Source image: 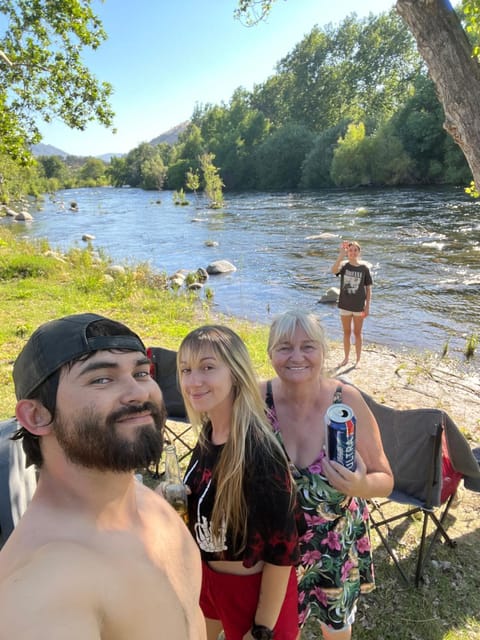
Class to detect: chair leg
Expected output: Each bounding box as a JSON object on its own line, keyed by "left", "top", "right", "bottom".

{"left": 414, "top": 492, "right": 458, "bottom": 587}
{"left": 415, "top": 511, "right": 431, "bottom": 587}
{"left": 426, "top": 492, "right": 457, "bottom": 548}
{"left": 370, "top": 515, "right": 410, "bottom": 586}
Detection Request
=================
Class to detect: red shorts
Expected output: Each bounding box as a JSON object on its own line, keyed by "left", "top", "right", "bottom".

{"left": 200, "top": 562, "right": 299, "bottom": 640}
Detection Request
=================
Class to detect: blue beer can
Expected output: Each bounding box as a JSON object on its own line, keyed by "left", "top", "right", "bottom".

{"left": 325, "top": 403, "right": 356, "bottom": 471}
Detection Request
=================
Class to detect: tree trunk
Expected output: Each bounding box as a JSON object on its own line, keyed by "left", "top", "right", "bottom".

{"left": 396, "top": 0, "right": 480, "bottom": 188}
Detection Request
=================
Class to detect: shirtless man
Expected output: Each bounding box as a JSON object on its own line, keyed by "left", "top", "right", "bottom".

{"left": 0, "top": 313, "right": 206, "bottom": 640}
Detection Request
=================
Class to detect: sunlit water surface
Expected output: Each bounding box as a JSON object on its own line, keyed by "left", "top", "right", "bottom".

{"left": 5, "top": 186, "right": 479, "bottom": 367}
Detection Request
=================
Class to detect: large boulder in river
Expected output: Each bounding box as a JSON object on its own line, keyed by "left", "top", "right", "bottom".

{"left": 14, "top": 211, "right": 33, "bottom": 221}
{"left": 206, "top": 260, "right": 237, "bottom": 275}
{"left": 318, "top": 287, "right": 340, "bottom": 303}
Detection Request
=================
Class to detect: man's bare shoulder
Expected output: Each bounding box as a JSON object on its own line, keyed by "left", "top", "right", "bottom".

{"left": 137, "top": 483, "right": 199, "bottom": 555}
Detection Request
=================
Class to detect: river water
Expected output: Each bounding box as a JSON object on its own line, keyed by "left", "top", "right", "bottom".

{"left": 5, "top": 185, "right": 480, "bottom": 364}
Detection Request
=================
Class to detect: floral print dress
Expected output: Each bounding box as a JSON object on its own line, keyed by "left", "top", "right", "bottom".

{"left": 265, "top": 382, "right": 375, "bottom": 631}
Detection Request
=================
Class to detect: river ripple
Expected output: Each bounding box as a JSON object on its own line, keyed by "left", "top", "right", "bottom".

{"left": 5, "top": 186, "right": 479, "bottom": 365}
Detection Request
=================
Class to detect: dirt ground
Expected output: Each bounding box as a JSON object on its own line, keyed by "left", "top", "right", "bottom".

{"left": 326, "top": 342, "right": 480, "bottom": 441}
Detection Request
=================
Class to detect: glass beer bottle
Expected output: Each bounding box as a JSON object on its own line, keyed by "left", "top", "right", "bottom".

{"left": 164, "top": 444, "right": 188, "bottom": 524}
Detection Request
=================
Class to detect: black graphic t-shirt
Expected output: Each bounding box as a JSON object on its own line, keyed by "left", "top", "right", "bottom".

{"left": 337, "top": 262, "right": 372, "bottom": 312}
{"left": 184, "top": 429, "right": 302, "bottom": 568}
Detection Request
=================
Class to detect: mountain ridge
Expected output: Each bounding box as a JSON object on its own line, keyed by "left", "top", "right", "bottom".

{"left": 32, "top": 121, "right": 189, "bottom": 160}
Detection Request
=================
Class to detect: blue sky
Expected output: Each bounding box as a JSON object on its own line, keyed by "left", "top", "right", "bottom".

{"left": 39, "top": 0, "right": 396, "bottom": 156}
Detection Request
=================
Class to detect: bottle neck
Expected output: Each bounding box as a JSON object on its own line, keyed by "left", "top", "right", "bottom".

{"left": 164, "top": 445, "right": 182, "bottom": 483}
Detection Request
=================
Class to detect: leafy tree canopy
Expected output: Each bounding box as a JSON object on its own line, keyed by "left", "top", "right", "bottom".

{"left": 0, "top": 0, "right": 114, "bottom": 163}
{"left": 462, "top": 0, "right": 480, "bottom": 56}
{"left": 251, "top": 11, "right": 421, "bottom": 132}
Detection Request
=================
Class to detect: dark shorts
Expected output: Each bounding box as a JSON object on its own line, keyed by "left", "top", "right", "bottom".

{"left": 200, "top": 562, "right": 299, "bottom": 640}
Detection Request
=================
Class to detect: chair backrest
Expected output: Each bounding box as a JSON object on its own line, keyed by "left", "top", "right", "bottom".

{"left": 0, "top": 418, "right": 37, "bottom": 548}
{"left": 147, "top": 347, "right": 186, "bottom": 418}
{"left": 442, "top": 413, "right": 480, "bottom": 492}
{"left": 359, "top": 392, "right": 444, "bottom": 508}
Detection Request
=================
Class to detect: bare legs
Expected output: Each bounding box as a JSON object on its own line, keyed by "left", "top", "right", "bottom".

{"left": 340, "top": 315, "right": 352, "bottom": 366}
{"left": 206, "top": 618, "right": 222, "bottom": 640}
{"left": 320, "top": 623, "right": 352, "bottom": 640}
{"left": 352, "top": 315, "right": 364, "bottom": 365}
{"left": 339, "top": 314, "right": 364, "bottom": 367}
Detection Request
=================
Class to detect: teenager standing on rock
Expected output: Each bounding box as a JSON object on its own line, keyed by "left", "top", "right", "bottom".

{"left": 331, "top": 241, "right": 372, "bottom": 367}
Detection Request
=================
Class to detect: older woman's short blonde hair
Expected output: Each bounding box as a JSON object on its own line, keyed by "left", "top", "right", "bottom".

{"left": 267, "top": 310, "right": 328, "bottom": 361}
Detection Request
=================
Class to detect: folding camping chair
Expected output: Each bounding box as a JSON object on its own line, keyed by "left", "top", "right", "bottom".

{"left": 359, "top": 391, "right": 480, "bottom": 587}
{"left": 147, "top": 347, "right": 195, "bottom": 477}
{"left": 0, "top": 418, "right": 37, "bottom": 548}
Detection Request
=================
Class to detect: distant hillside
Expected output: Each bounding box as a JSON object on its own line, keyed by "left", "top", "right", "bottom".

{"left": 97, "top": 152, "right": 124, "bottom": 162}
{"left": 31, "top": 144, "right": 123, "bottom": 162}
{"left": 32, "top": 121, "right": 189, "bottom": 160}
{"left": 149, "top": 121, "right": 189, "bottom": 146}
{"left": 32, "top": 143, "right": 68, "bottom": 158}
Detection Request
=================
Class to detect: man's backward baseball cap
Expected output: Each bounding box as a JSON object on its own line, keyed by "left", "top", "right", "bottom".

{"left": 13, "top": 313, "right": 146, "bottom": 400}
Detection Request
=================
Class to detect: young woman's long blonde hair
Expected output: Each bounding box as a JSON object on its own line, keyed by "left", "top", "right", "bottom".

{"left": 177, "top": 325, "right": 294, "bottom": 554}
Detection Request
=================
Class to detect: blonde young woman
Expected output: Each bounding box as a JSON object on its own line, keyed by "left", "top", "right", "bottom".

{"left": 178, "top": 325, "right": 304, "bottom": 640}
{"left": 260, "top": 311, "right": 393, "bottom": 640}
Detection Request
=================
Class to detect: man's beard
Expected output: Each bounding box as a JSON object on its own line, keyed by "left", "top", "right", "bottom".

{"left": 53, "top": 401, "right": 165, "bottom": 472}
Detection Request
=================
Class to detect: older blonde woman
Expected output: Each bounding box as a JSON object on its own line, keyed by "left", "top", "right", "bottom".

{"left": 261, "top": 310, "right": 393, "bottom": 640}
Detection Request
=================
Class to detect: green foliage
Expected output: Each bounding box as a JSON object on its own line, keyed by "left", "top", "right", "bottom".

{"left": 252, "top": 11, "right": 421, "bottom": 132}
{"left": 112, "top": 143, "right": 166, "bottom": 190}
{"left": 465, "top": 333, "right": 478, "bottom": 360}
{"left": 0, "top": 153, "right": 44, "bottom": 201}
{"left": 388, "top": 74, "right": 468, "bottom": 184}
{"left": 462, "top": 0, "right": 480, "bottom": 58}
{"left": 331, "top": 123, "right": 369, "bottom": 187}
{"left": 0, "top": 254, "right": 58, "bottom": 280}
{"left": 79, "top": 157, "right": 107, "bottom": 183}
{"left": 367, "top": 126, "right": 413, "bottom": 186}
{"left": 300, "top": 121, "right": 350, "bottom": 188}
{"left": 107, "top": 156, "right": 129, "bottom": 187}
{"left": 193, "top": 90, "right": 272, "bottom": 190}
{"left": 139, "top": 156, "right": 166, "bottom": 191}
{"left": 235, "top": 0, "right": 273, "bottom": 25}
{"left": 173, "top": 189, "right": 189, "bottom": 205}
{"left": 185, "top": 168, "right": 200, "bottom": 193}
{"left": 443, "top": 137, "right": 472, "bottom": 185}
{"left": 465, "top": 180, "right": 480, "bottom": 197}
{"left": 37, "top": 155, "right": 68, "bottom": 180}
{"left": 176, "top": 124, "right": 205, "bottom": 170}
{"left": 166, "top": 159, "right": 190, "bottom": 191}
{"left": 255, "top": 123, "right": 314, "bottom": 190}
{"left": 0, "top": 0, "right": 114, "bottom": 163}
{"left": 200, "top": 152, "right": 224, "bottom": 208}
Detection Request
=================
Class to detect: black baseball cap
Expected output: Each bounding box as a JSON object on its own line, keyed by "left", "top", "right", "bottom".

{"left": 13, "top": 313, "right": 146, "bottom": 400}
